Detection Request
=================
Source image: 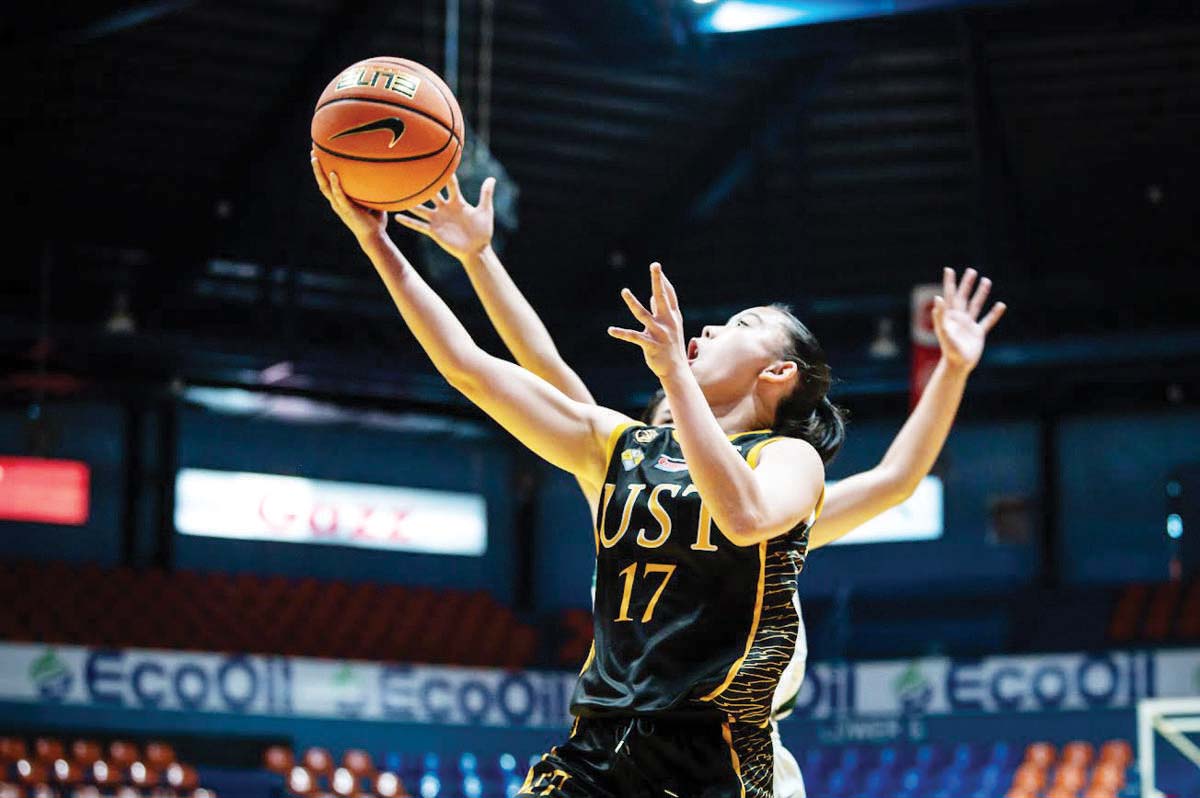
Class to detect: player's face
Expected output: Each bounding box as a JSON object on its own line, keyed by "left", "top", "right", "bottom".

{"left": 648, "top": 400, "right": 672, "bottom": 426}
{"left": 687, "top": 306, "right": 792, "bottom": 403}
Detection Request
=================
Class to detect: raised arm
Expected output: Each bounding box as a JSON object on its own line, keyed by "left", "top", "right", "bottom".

{"left": 809, "top": 267, "right": 1006, "bottom": 550}
{"left": 312, "top": 156, "right": 630, "bottom": 495}
{"left": 394, "top": 175, "right": 595, "bottom": 405}
{"left": 609, "top": 264, "right": 824, "bottom": 546}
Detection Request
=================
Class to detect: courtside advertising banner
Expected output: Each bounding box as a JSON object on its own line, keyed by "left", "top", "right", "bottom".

{"left": 2, "top": 644, "right": 572, "bottom": 728}
{"left": 174, "top": 468, "right": 487, "bottom": 556}
{"left": 825, "top": 475, "right": 943, "bottom": 545}
{"left": 2, "top": 644, "right": 1198, "bottom": 728}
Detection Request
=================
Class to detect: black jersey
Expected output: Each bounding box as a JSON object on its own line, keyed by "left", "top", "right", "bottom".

{"left": 572, "top": 423, "right": 820, "bottom": 726}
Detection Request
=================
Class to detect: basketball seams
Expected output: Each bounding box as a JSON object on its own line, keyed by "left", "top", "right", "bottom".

{"left": 345, "top": 139, "right": 462, "bottom": 208}
{"left": 312, "top": 134, "right": 454, "bottom": 164}
{"left": 314, "top": 96, "right": 460, "bottom": 147}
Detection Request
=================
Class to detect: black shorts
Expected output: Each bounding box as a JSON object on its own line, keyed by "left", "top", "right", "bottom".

{"left": 516, "top": 715, "right": 774, "bottom": 798}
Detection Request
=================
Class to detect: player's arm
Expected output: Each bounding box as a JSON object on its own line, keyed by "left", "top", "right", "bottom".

{"left": 610, "top": 264, "right": 824, "bottom": 546}
{"left": 811, "top": 267, "right": 1007, "bottom": 550}
{"left": 313, "top": 156, "right": 630, "bottom": 495}
{"left": 394, "top": 175, "right": 595, "bottom": 406}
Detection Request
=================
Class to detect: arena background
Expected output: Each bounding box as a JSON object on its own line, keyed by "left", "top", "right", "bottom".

{"left": 2, "top": 1, "right": 1199, "bottom": 797}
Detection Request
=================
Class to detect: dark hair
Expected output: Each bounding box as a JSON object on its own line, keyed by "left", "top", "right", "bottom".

{"left": 640, "top": 389, "right": 666, "bottom": 424}
{"left": 768, "top": 303, "right": 846, "bottom": 463}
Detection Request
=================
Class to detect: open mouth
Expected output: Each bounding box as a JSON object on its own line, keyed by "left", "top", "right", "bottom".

{"left": 687, "top": 338, "right": 699, "bottom": 362}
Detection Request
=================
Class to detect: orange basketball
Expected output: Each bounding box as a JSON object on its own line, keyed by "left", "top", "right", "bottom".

{"left": 311, "top": 57, "right": 464, "bottom": 211}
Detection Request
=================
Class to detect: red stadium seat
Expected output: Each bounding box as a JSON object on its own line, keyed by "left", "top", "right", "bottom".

{"left": 32, "top": 741, "right": 63, "bottom": 766}
{"left": 143, "top": 743, "right": 175, "bottom": 771}
{"left": 330, "top": 769, "right": 358, "bottom": 798}
{"left": 340, "top": 751, "right": 375, "bottom": 778}
{"left": 1061, "top": 740, "right": 1094, "bottom": 767}
{"left": 0, "top": 784, "right": 23, "bottom": 798}
{"left": 129, "top": 762, "right": 160, "bottom": 789}
{"left": 1099, "top": 739, "right": 1133, "bottom": 768}
{"left": 1083, "top": 788, "right": 1117, "bottom": 798}
{"left": 1023, "top": 742, "right": 1056, "bottom": 769}
{"left": 301, "top": 749, "right": 333, "bottom": 779}
{"left": 90, "top": 762, "right": 120, "bottom": 790}
{"left": 287, "top": 766, "right": 316, "bottom": 796}
{"left": 108, "top": 743, "right": 139, "bottom": 770}
{"left": 0, "top": 740, "right": 27, "bottom": 765}
{"left": 50, "top": 759, "right": 84, "bottom": 787}
{"left": 1090, "top": 761, "right": 1127, "bottom": 790}
{"left": 70, "top": 742, "right": 102, "bottom": 768}
{"left": 1011, "top": 763, "right": 1046, "bottom": 792}
{"left": 1052, "top": 764, "right": 1086, "bottom": 792}
{"left": 1045, "top": 787, "right": 1079, "bottom": 798}
{"left": 263, "top": 746, "right": 294, "bottom": 776}
{"left": 165, "top": 764, "right": 198, "bottom": 791}
{"left": 13, "top": 761, "right": 48, "bottom": 789}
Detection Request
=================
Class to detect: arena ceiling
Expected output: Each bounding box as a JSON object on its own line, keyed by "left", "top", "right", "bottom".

{"left": 2, "top": 0, "right": 1199, "bottom": 414}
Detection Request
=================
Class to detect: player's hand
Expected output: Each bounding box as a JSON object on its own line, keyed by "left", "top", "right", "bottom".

{"left": 932, "top": 267, "right": 1007, "bottom": 373}
{"left": 311, "top": 151, "right": 387, "bottom": 242}
{"left": 393, "top": 174, "right": 495, "bottom": 262}
{"left": 608, "top": 263, "right": 689, "bottom": 379}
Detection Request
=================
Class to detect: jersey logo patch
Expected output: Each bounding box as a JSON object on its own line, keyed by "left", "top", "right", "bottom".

{"left": 652, "top": 455, "right": 688, "bottom": 473}
{"left": 620, "top": 448, "right": 645, "bottom": 471}
{"left": 633, "top": 428, "right": 659, "bottom": 444}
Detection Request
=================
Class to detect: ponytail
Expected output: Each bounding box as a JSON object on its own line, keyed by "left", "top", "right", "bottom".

{"left": 768, "top": 304, "right": 846, "bottom": 463}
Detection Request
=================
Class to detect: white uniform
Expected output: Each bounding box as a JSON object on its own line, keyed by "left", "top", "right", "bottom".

{"left": 769, "top": 591, "right": 808, "bottom": 798}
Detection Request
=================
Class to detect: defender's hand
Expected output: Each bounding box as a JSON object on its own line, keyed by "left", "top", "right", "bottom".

{"left": 393, "top": 174, "right": 496, "bottom": 262}
{"left": 933, "top": 267, "right": 1007, "bottom": 372}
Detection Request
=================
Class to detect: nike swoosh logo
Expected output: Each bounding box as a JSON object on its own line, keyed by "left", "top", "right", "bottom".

{"left": 330, "top": 117, "right": 406, "bottom": 148}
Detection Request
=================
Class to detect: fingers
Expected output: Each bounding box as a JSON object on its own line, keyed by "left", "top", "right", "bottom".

{"left": 328, "top": 171, "right": 350, "bottom": 208}
{"left": 968, "top": 277, "right": 992, "bottom": 319}
{"left": 393, "top": 212, "right": 431, "bottom": 233}
{"left": 649, "top": 263, "right": 668, "bottom": 318}
{"left": 652, "top": 261, "right": 681, "bottom": 312}
{"left": 955, "top": 267, "right": 978, "bottom": 307}
{"left": 980, "top": 301, "right": 1007, "bottom": 334}
{"left": 942, "top": 267, "right": 956, "bottom": 304}
{"left": 607, "top": 326, "right": 653, "bottom": 346}
{"left": 407, "top": 203, "right": 435, "bottom": 221}
{"left": 931, "top": 295, "right": 948, "bottom": 342}
{"left": 621, "top": 288, "right": 654, "bottom": 327}
{"left": 480, "top": 176, "right": 496, "bottom": 212}
{"left": 310, "top": 154, "right": 333, "bottom": 201}
{"left": 446, "top": 173, "right": 461, "bottom": 202}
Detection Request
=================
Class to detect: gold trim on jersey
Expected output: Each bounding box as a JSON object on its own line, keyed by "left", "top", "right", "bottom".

{"left": 743, "top": 436, "right": 780, "bottom": 468}
{"left": 579, "top": 642, "right": 595, "bottom": 675}
{"left": 721, "top": 721, "right": 747, "bottom": 798}
{"left": 699, "top": 540, "right": 766, "bottom": 702}
{"left": 604, "top": 421, "right": 643, "bottom": 465}
{"left": 700, "top": 436, "right": 809, "bottom": 705}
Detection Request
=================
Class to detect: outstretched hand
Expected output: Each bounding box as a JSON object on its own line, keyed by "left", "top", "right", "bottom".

{"left": 393, "top": 174, "right": 496, "bottom": 262}
{"left": 932, "top": 267, "right": 1007, "bottom": 372}
{"left": 311, "top": 150, "right": 387, "bottom": 242}
{"left": 608, "top": 263, "right": 688, "bottom": 379}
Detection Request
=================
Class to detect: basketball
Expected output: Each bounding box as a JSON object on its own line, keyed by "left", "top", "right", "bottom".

{"left": 311, "top": 57, "right": 464, "bottom": 211}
